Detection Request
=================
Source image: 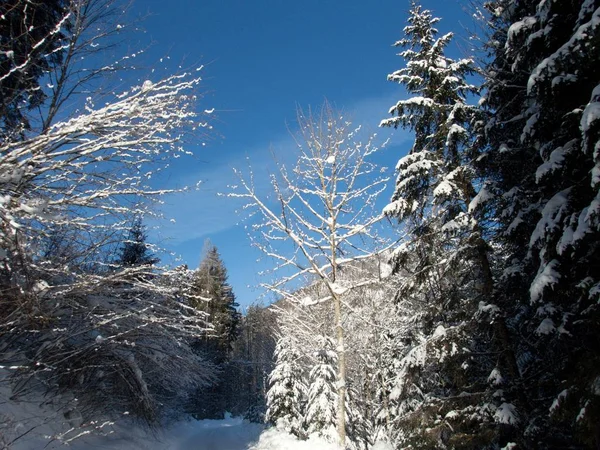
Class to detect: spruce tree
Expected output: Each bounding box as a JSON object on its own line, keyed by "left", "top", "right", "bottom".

{"left": 116, "top": 217, "right": 159, "bottom": 268}
{"left": 380, "top": 2, "right": 499, "bottom": 446}
{"left": 193, "top": 244, "right": 240, "bottom": 354}
{"left": 0, "top": 0, "right": 71, "bottom": 141}
{"left": 265, "top": 335, "right": 306, "bottom": 438}
{"left": 186, "top": 243, "right": 240, "bottom": 419}
{"left": 304, "top": 336, "right": 338, "bottom": 442}
{"left": 483, "top": 0, "right": 600, "bottom": 446}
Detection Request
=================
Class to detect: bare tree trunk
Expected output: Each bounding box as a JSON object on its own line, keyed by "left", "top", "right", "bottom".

{"left": 332, "top": 291, "right": 347, "bottom": 446}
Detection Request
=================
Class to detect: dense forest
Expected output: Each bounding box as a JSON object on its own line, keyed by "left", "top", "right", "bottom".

{"left": 0, "top": 0, "right": 598, "bottom": 449}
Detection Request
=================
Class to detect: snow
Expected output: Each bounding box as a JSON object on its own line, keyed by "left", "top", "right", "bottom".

{"left": 432, "top": 324, "right": 446, "bottom": 338}
{"left": 372, "top": 442, "right": 394, "bottom": 450}
{"left": 535, "top": 317, "right": 555, "bottom": 335}
{"left": 141, "top": 80, "right": 153, "bottom": 92}
{"left": 494, "top": 403, "right": 519, "bottom": 425}
{"left": 249, "top": 427, "right": 341, "bottom": 450}
{"left": 445, "top": 410, "right": 460, "bottom": 419}
{"left": 530, "top": 259, "right": 560, "bottom": 304}
{"left": 593, "top": 376, "right": 600, "bottom": 395}
{"left": 468, "top": 184, "right": 493, "bottom": 212}
{"left": 7, "top": 412, "right": 265, "bottom": 450}
{"left": 549, "top": 389, "right": 568, "bottom": 415}
{"left": 527, "top": 8, "right": 600, "bottom": 95}
{"left": 478, "top": 301, "right": 500, "bottom": 316}
{"left": 174, "top": 416, "right": 263, "bottom": 450}
{"left": 530, "top": 189, "right": 571, "bottom": 248}
{"left": 487, "top": 368, "right": 504, "bottom": 386}
{"left": 535, "top": 141, "right": 574, "bottom": 182}
{"left": 433, "top": 180, "right": 455, "bottom": 198}
{"left": 576, "top": 402, "right": 589, "bottom": 422}
{"left": 581, "top": 95, "right": 600, "bottom": 136}
{"left": 330, "top": 282, "right": 348, "bottom": 296}
{"left": 506, "top": 16, "right": 537, "bottom": 47}
{"left": 382, "top": 198, "right": 409, "bottom": 217}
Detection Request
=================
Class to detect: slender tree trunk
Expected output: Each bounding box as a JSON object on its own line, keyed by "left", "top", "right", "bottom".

{"left": 332, "top": 291, "right": 347, "bottom": 446}
{"left": 329, "top": 205, "right": 346, "bottom": 447}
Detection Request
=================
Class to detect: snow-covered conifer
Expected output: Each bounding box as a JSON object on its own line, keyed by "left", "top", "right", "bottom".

{"left": 379, "top": 3, "right": 500, "bottom": 446}
{"left": 483, "top": 0, "right": 600, "bottom": 445}
{"left": 117, "top": 217, "right": 160, "bottom": 268}
{"left": 265, "top": 335, "right": 307, "bottom": 438}
{"left": 193, "top": 243, "right": 241, "bottom": 354}
{"left": 304, "top": 335, "right": 338, "bottom": 442}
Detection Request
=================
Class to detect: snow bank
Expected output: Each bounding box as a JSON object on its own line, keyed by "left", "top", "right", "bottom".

{"left": 249, "top": 428, "right": 341, "bottom": 450}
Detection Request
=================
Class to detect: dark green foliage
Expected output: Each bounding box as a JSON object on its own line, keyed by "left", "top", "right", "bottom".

{"left": 186, "top": 244, "right": 241, "bottom": 419}
{"left": 0, "top": 0, "right": 71, "bottom": 141}
{"left": 483, "top": 0, "right": 600, "bottom": 446}
{"left": 192, "top": 245, "right": 241, "bottom": 355}
{"left": 116, "top": 217, "right": 159, "bottom": 268}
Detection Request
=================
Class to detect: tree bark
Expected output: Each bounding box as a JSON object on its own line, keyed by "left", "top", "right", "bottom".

{"left": 332, "top": 291, "right": 347, "bottom": 446}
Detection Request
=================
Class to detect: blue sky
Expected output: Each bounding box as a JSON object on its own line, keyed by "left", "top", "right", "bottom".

{"left": 125, "top": 0, "right": 477, "bottom": 309}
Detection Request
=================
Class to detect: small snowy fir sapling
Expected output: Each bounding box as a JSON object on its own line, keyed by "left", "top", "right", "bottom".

{"left": 265, "top": 335, "right": 307, "bottom": 438}
{"left": 304, "top": 336, "right": 338, "bottom": 442}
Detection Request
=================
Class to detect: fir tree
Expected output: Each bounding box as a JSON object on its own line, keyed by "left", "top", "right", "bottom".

{"left": 380, "top": 3, "right": 499, "bottom": 446}
{"left": 193, "top": 243, "right": 241, "bottom": 354}
{"left": 186, "top": 243, "right": 240, "bottom": 419}
{"left": 116, "top": 217, "right": 159, "bottom": 268}
{"left": 0, "top": 0, "right": 71, "bottom": 141}
{"left": 304, "top": 335, "right": 338, "bottom": 442}
{"left": 483, "top": 0, "right": 600, "bottom": 446}
{"left": 265, "top": 335, "right": 306, "bottom": 438}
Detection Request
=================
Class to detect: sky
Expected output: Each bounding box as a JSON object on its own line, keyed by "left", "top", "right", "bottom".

{"left": 121, "top": 0, "right": 477, "bottom": 309}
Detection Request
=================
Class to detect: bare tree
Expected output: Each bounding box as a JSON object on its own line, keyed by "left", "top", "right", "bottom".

{"left": 229, "top": 102, "right": 391, "bottom": 446}
{"left": 0, "top": 0, "right": 216, "bottom": 439}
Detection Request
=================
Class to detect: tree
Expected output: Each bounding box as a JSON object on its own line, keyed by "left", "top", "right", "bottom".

{"left": 0, "top": 0, "right": 215, "bottom": 435}
{"left": 230, "top": 102, "right": 391, "bottom": 446}
{"left": 482, "top": 0, "right": 600, "bottom": 446}
{"left": 185, "top": 243, "right": 241, "bottom": 419}
{"left": 0, "top": 0, "right": 71, "bottom": 141}
{"left": 193, "top": 243, "right": 241, "bottom": 354}
{"left": 379, "top": 3, "right": 501, "bottom": 446}
{"left": 304, "top": 335, "right": 338, "bottom": 442}
{"left": 117, "top": 217, "right": 160, "bottom": 268}
{"left": 265, "top": 335, "right": 307, "bottom": 438}
{"left": 227, "top": 303, "right": 277, "bottom": 421}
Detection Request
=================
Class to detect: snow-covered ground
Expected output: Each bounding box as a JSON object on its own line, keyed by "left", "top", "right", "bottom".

{"left": 6, "top": 413, "right": 262, "bottom": 450}
{"left": 4, "top": 409, "right": 381, "bottom": 450}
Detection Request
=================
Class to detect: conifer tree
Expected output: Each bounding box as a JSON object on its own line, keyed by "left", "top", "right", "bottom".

{"left": 483, "top": 0, "right": 600, "bottom": 446}
{"left": 265, "top": 335, "right": 306, "bottom": 438}
{"left": 116, "top": 217, "right": 159, "bottom": 268}
{"left": 0, "top": 0, "right": 71, "bottom": 141}
{"left": 193, "top": 243, "right": 240, "bottom": 354}
{"left": 304, "top": 335, "right": 338, "bottom": 442}
{"left": 186, "top": 243, "right": 240, "bottom": 419}
{"left": 379, "top": 3, "right": 499, "bottom": 446}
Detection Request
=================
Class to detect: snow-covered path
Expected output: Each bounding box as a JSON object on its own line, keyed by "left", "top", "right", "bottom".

{"left": 8, "top": 409, "right": 349, "bottom": 450}
{"left": 173, "top": 416, "right": 263, "bottom": 450}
